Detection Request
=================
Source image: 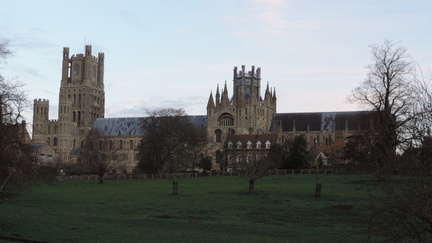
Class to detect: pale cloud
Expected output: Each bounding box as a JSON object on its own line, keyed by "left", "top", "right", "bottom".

{"left": 224, "top": 0, "right": 319, "bottom": 37}
{"left": 253, "top": 0, "right": 289, "bottom": 34}
{"left": 117, "top": 10, "right": 147, "bottom": 30}
{"left": 176, "top": 27, "right": 186, "bottom": 34}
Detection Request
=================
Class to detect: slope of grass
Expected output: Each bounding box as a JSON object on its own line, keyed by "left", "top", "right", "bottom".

{"left": 0, "top": 175, "right": 375, "bottom": 242}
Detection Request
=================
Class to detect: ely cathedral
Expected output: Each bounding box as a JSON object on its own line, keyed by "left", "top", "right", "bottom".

{"left": 32, "top": 46, "right": 105, "bottom": 161}
{"left": 32, "top": 45, "right": 369, "bottom": 172}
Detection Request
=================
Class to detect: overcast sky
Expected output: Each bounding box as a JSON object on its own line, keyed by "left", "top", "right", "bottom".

{"left": 1, "top": 0, "right": 431, "bottom": 122}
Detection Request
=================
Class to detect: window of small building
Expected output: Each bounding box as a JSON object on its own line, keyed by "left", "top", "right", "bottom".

{"left": 236, "top": 155, "right": 242, "bottom": 163}
{"left": 247, "top": 141, "right": 252, "bottom": 149}
{"left": 227, "top": 141, "right": 233, "bottom": 149}
{"left": 129, "top": 140, "right": 134, "bottom": 150}
{"left": 256, "top": 140, "right": 261, "bottom": 149}
{"left": 265, "top": 140, "right": 271, "bottom": 149}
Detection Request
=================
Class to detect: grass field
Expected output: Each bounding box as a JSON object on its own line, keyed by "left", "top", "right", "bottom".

{"left": 0, "top": 175, "right": 376, "bottom": 242}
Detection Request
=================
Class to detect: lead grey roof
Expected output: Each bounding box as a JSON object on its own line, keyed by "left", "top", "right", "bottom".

{"left": 271, "top": 111, "right": 374, "bottom": 132}
{"left": 92, "top": 116, "right": 207, "bottom": 137}
{"left": 26, "top": 143, "right": 46, "bottom": 152}
{"left": 92, "top": 117, "right": 145, "bottom": 137}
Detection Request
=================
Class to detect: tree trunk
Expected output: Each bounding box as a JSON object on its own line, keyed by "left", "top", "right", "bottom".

{"left": 248, "top": 180, "right": 255, "bottom": 194}
{"left": 99, "top": 174, "right": 104, "bottom": 184}
{"left": 315, "top": 179, "right": 321, "bottom": 197}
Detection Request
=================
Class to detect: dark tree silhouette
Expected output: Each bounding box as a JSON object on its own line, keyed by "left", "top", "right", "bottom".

{"left": 349, "top": 40, "right": 417, "bottom": 169}
{"left": 285, "top": 136, "right": 308, "bottom": 169}
{"left": 80, "top": 129, "right": 119, "bottom": 184}
{"left": 0, "top": 40, "right": 36, "bottom": 200}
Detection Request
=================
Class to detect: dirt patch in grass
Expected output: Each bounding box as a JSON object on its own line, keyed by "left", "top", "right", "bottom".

{"left": 153, "top": 214, "right": 180, "bottom": 219}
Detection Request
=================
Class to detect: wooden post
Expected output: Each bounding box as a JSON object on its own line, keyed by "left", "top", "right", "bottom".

{"left": 172, "top": 181, "right": 178, "bottom": 195}
{"left": 315, "top": 179, "right": 322, "bottom": 197}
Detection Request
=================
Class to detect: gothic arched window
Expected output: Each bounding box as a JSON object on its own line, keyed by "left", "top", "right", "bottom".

{"left": 218, "top": 113, "right": 234, "bottom": 126}
{"left": 215, "top": 129, "right": 222, "bottom": 143}
{"left": 216, "top": 150, "right": 222, "bottom": 164}
{"left": 73, "top": 63, "right": 80, "bottom": 75}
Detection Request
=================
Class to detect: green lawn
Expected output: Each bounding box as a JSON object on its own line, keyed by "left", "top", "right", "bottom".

{"left": 0, "top": 175, "right": 376, "bottom": 242}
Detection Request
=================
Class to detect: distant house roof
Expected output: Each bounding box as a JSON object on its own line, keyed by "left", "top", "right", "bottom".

{"left": 92, "top": 116, "right": 207, "bottom": 137}
{"left": 271, "top": 111, "right": 374, "bottom": 132}
{"left": 2, "top": 121, "right": 31, "bottom": 143}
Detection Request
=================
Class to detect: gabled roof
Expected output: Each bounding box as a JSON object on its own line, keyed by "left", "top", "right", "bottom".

{"left": 2, "top": 121, "right": 31, "bottom": 143}
{"left": 271, "top": 111, "right": 374, "bottom": 132}
{"left": 92, "top": 116, "right": 207, "bottom": 137}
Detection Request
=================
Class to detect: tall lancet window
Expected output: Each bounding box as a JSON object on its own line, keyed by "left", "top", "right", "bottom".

{"left": 73, "top": 63, "right": 80, "bottom": 75}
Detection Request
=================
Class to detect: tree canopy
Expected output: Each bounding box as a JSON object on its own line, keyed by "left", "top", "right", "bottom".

{"left": 349, "top": 40, "right": 417, "bottom": 167}
{"left": 0, "top": 40, "right": 35, "bottom": 200}
{"left": 137, "top": 108, "right": 206, "bottom": 173}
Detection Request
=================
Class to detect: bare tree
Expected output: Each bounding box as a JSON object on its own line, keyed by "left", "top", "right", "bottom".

{"left": 240, "top": 149, "right": 280, "bottom": 194}
{"left": 0, "top": 40, "right": 35, "bottom": 200}
{"left": 349, "top": 40, "right": 417, "bottom": 169}
{"left": 80, "top": 129, "right": 119, "bottom": 184}
{"left": 347, "top": 41, "right": 432, "bottom": 242}
{"left": 179, "top": 124, "right": 207, "bottom": 173}
{"left": 0, "top": 39, "right": 12, "bottom": 61}
{"left": 137, "top": 108, "right": 205, "bottom": 195}
{"left": 137, "top": 108, "right": 204, "bottom": 174}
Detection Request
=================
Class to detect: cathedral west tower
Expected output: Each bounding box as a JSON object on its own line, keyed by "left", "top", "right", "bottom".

{"left": 32, "top": 45, "right": 105, "bottom": 161}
